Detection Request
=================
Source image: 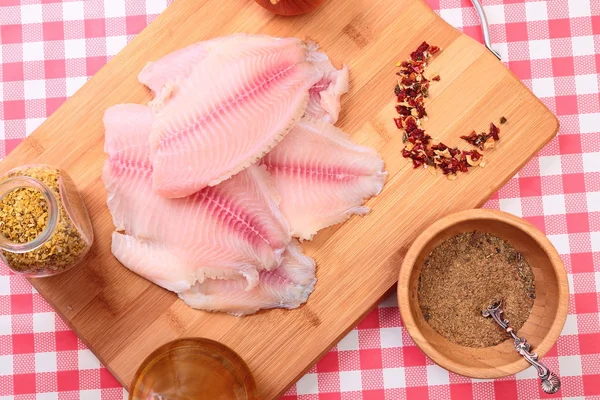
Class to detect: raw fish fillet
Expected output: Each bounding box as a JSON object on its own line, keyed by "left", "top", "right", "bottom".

{"left": 262, "top": 117, "right": 387, "bottom": 240}
{"left": 138, "top": 36, "right": 348, "bottom": 125}
{"left": 180, "top": 241, "right": 316, "bottom": 316}
{"left": 103, "top": 104, "right": 291, "bottom": 292}
{"left": 275, "top": 239, "right": 316, "bottom": 286}
{"left": 138, "top": 41, "right": 210, "bottom": 96}
{"left": 139, "top": 34, "right": 295, "bottom": 96}
{"left": 149, "top": 36, "right": 323, "bottom": 198}
{"left": 306, "top": 42, "right": 350, "bottom": 124}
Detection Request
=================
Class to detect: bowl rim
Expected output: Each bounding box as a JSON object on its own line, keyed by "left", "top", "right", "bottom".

{"left": 128, "top": 337, "right": 258, "bottom": 400}
{"left": 397, "top": 208, "right": 569, "bottom": 379}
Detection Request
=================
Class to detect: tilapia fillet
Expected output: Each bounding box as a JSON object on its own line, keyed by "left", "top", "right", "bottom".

{"left": 306, "top": 42, "right": 350, "bottom": 124}
{"left": 103, "top": 104, "right": 290, "bottom": 293}
{"left": 140, "top": 36, "right": 350, "bottom": 126}
{"left": 139, "top": 34, "right": 299, "bottom": 96}
{"left": 147, "top": 35, "right": 323, "bottom": 198}
{"left": 262, "top": 117, "right": 387, "bottom": 240}
{"left": 180, "top": 241, "right": 316, "bottom": 316}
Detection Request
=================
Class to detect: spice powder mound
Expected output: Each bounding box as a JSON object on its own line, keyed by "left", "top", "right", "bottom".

{"left": 0, "top": 187, "right": 48, "bottom": 243}
{"left": 418, "top": 231, "right": 535, "bottom": 348}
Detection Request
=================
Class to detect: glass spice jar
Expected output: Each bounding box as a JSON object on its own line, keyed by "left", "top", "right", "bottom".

{"left": 0, "top": 165, "right": 93, "bottom": 277}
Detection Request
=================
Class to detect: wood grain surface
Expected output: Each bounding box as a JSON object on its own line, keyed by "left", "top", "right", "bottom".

{"left": 0, "top": 0, "right": 559, "bottom": 398}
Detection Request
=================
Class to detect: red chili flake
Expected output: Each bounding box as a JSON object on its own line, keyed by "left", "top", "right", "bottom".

{"left": 460, "top": 131, "right": 484, "bottom": 149}
{"left": 489, "top": 123, "right": 500, "bottom": 141}
{"left": 396, "top": 105, "right": 412, "bottom": 116}
{"left": 394, "top": 84, "right": 402, "bottom": 96}
{"left": 395, "top": 42, "right": 453, "bottom": 173}
{"left": 404, "top": 117, "right": 418, "bottom": 133}
{"left": 401, "top": 76, "right": 413, "bottom": 86}
{"left": 432, "top": 75, "right": 441, "bottom": 81}
{"left": 465, "top": 149, "right": 483, "bottom": 161}
{"left": 460, "top": 123, "right": 501, "bottom": 150}
{"left": 410, "top": 42, "right": 429, "bottom": 61}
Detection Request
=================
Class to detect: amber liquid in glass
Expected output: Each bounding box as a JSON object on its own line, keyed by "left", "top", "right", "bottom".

{"left": 129, "top": 338, "right": 257, "bottom": 400}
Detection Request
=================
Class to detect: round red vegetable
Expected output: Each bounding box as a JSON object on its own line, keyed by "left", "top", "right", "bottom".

{"left": 254, "top": 0, "right": 326, "bottom": 16}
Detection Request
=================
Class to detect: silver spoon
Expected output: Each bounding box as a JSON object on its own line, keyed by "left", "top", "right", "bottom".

{"left": 482, "top": 302, "right": 561, "bottom": 394}
{"left": 470, "top": 0, "right": 502, "bottom": 60}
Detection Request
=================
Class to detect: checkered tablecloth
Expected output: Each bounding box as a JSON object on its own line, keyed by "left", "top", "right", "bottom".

{"left": 1, "top": 0, "right": 599, "bottom": 398}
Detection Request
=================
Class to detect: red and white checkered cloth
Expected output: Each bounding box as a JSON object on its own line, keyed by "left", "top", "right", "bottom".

{"left": 1, "top": 0, "right": 599, "bottom": 398}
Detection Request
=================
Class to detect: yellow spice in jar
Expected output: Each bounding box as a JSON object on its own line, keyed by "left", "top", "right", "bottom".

{"left": 0, "top": 167, "right": 87, "bottom": 274}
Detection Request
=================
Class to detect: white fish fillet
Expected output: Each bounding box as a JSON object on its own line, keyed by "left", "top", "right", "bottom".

{"left": 262, "top": 117, "right": 387, "bottom": 240}
{"left": 180, "top": 241, "right": 316, "bottom": 316}
{"left": 103, "top": 104, "right": 291, "bottom": 292}
{"left": 139, "top": 36, "right": 349, "bottom": 125}
{"left": 148, "top": 35, "right": 323, "bottom": 198}
{"left": 275, "top": 239, "right": 316, "bottom": 287}
{"left": 139, "top": 34, "right": 296, "bottom": 97}
{"left": 305, "top": 42, "right": 350, "bottom": 124}
{"left": 138, "top": 42, "right": 210, "bottom": 96}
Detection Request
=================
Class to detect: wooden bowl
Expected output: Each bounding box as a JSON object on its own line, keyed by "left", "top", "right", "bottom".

{"left": 397, "top": 209, "right": 568, "bottom": 379}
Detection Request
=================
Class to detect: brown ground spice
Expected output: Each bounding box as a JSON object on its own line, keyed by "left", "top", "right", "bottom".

{"left": 418, "top": 231, "right": 535, "bottom": 348}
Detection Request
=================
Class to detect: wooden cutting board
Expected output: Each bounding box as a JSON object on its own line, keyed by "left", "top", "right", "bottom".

{"left": 1, "top": 0, "right": 558, "bottom": 398}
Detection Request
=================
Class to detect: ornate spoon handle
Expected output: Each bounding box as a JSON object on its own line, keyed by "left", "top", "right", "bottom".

{"left": 483, "top": 303, "right": 561, "bottom": 394}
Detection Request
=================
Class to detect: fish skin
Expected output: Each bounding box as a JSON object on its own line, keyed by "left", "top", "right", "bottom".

{"left": 103, "top": 104, "right": 291, "bottom": 292}
{"left": 179, "top": 241, "right": 316, "bottom": 316}
{"left": 149, "top": 37, "right": 322, "bottom": 198}
{"left": 262, "top": 116, "right": 387, "bottom": 241}
{"left": 305, "top": 42, "right": 350, "bottom": 124}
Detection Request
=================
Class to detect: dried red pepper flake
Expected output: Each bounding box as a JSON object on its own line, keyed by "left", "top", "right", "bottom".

{"left": 404, "top": 117, "right": 419, "bottom": 133}
{"left": 465, "top": 149, "right": 483, "bottom": 161}
{"left": 391, "top": 42, "right": 493, "bottom": 179}
{"left": 460, "top": 123, "right": 501, "bottom": 150}
{"left": 395, "top": 42, "right": 441, "bottom": 168}
{"left": 460, "top": 131, "right": 485, "bottom": 149}
{"left": 489, "top": 123, "right": 500, "bottom": 141}
{"left": 396, "top": 105, "right": 412, "bottom": 116}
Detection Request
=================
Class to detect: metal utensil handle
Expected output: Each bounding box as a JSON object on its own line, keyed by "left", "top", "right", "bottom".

{"left": 483, "top": 304, "right": 561, "bottom": 394}
{"left": 470, "top": 0, "right": 502, "bottom": 60}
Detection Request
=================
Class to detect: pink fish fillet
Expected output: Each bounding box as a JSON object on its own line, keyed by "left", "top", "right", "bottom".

{"left": 139, "top": 34, "right": 297, "bottom": 97}
{"left": 138, "top": 41, "right": 210, "bottom": 96}
{"left": 305, "top": 42, "right": 350, "bottom": 124}
{"left": 103, "top": 104, "right": 291, "bottom": 293}
{"left": 179, "top": 241, "right": 316, "bottom": 316}
{"left": 262, "top": 117, "right": 387, "bottom": 241}
{"left": 148, "top": 35, "right": 323, "bottom": 198}
{"left": 139, "top": 36, "right": 348, "bottom": 125}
